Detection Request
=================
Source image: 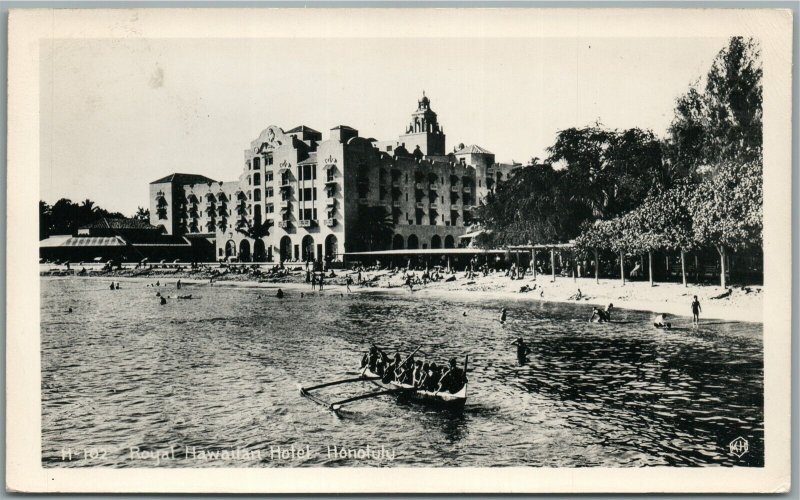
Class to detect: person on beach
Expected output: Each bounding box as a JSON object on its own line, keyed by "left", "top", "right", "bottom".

{"left": 276, "top": 288, "right": 285, "bottom": 299}
{"left": 67, "top": 307, "right": 73, "bottom": 313}
{"left": 691, "top": 296, "right": 701, "bottom": 327}
{"left": 109, "top": 282, "right": 115, "bottom": 290}
{"left": 346, "top": 276, "right": 353, "bottom": 293}
{"left": 177, "top": 280, "right": 181, "bottom": 290}
{"left": 115, "top": 282, "right": 120, "bottom": 290}
{"left": 156, "top": 281, "right": 160, "bottom": 287}
{"left": 500, "top": 307, "right": 508, "bottom": 323}
{"left": 159, "top": 296, "right": 167, "bottom": 305}
{"left": 511, "top": 337, "right": 532, "bottom": 364}
{"left": 318, "top": 273, "right": 324, "bottom": 291}
{"left": 311, "top": 273, "right": 316, "bottom": 291}
{"left": 405, "top": 275, "right": 414, "bottom": 292}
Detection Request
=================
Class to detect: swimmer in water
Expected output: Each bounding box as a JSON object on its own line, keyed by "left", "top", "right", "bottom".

{"left": 160, "top": 296, "right": 167, "bottom": 305}
{"left": 500, "top": 307, "right": 507, "bottom": 323}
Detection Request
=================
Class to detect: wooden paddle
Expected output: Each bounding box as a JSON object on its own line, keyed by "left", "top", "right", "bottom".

{"left": 299, "top": 376, "right": 379, "bottom": 394}
{"left": 393, "top": 345, "right": 422, "bottom": 380}
{"left": 330, "top": 388, "right": 411, "bottom": 412}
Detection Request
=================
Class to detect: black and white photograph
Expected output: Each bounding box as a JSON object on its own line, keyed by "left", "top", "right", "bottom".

{"left": 7, "top": 7, "right": 793, "bottom": 494}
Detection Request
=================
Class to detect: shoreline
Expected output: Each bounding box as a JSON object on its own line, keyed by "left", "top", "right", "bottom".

{"left": 41, "top": 265, "right": 763, "bottom": 324}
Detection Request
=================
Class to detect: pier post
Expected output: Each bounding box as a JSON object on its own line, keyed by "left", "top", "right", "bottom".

{"left": 550, "top": 248, "right": 556, "bottom": 282}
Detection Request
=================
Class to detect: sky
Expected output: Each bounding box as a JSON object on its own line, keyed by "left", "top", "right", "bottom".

{"left": 40, "top": 36, "right": 728, "bottom": 215}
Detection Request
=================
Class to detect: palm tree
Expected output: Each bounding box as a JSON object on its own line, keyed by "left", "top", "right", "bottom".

{"left": 351, "top": 207, "right": 395, "bottom": 251}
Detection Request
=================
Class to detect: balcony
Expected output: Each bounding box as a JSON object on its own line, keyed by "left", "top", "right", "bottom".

{"left": 415, "top": 182, "right": 426, "bottom": 190}
{"left": 377, "top": 200, "right": 389, "bottom": 207}
{"left": 463, "top": 186, "right": 472, "bottom": 193}
{"left": 392, "top": 201, "right": 402, "bottom": 207}
{"left": 325, "top": 178, "right": 337, "bottom": 185}
{"left": 280, "top": 183, "right": 292, "bottom": 191}
{"left": 415, "top": 202, "right": 425, "bottom": 209}
{"left": 324, "top": 218, "right": 337, "bottom": 227}
{"left": 280, "top": 200, "right": 291, "bottom": 208}
{"left": 278, "top": 221, "right": 291, "bottom": 229}
{"left": 430, "top": 203, "right": 439, "bottom": 210}
{"left": 451, "top": 185, "right": 459, "bottom": 192}
{"left": 298, "top": 220, "right": 314, "bottom": 228}
{"left": 429, "top": 184, "right": 439, "bottom": 192}
{"left": 392, "top": 181, "right": 402, "bottom": 188}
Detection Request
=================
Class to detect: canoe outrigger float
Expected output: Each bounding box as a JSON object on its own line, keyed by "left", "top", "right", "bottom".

{"left": 299, "top": 346, "right": 468, "bottom": 412}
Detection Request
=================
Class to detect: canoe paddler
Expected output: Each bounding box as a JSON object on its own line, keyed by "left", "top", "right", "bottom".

{"left": 436, "top": 357, "right": 467, "bottom": 394}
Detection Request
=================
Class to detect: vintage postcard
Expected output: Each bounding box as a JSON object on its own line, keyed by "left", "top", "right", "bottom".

{"left": 6, "top": 7, "right": 792, "bottom": 493}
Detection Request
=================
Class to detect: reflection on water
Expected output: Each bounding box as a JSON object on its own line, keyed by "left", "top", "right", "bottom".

{"left": 41, "top": 278, "right": 763, "bottom": 467}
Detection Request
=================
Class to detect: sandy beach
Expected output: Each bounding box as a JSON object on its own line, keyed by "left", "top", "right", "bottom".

{"left": 41, "top": 264, "right": 763, "bottom": 323}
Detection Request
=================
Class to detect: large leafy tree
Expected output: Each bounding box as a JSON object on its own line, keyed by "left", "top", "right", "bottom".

{"left": 689, "top": 160, "right": 762, "bottom": 288}
{"left": 476, "top": 162, "right": 592, "bottom": 247}
{"left": 667, "top": 37, "right": 762, "bottom": 174}
{"left": 547, "top": 126, "right": 668, "bottom": 220}
{"left": 39, "top": 198, "right": 125, "bottom": 239}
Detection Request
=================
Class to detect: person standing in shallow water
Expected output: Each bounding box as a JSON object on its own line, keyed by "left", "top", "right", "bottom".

{"left": 691, "top": 295, "right": 702, "bottom": 327}
{"left": 511, "top": 337, "right": 531, "bottom": 364}
{"left": 500, "top": 307, "right": 507, "bottom": 323}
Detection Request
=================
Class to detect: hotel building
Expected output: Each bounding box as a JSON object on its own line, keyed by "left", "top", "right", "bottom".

{"left": 149, "top": 94, "right": 521, "bottom": 263}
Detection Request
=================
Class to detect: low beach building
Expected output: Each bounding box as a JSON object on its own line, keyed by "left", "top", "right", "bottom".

{"left": 39, "top": 217, "right": 193, "bottom": 263}
{"left": 149, "top": 94, "right": 522, "bottom": 263}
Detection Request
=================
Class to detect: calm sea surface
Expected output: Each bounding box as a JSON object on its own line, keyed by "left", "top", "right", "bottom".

{"left": 41, "top": 277, "right": 763, "bottom": 467}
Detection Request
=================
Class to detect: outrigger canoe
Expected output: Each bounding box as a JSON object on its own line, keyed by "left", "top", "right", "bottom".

{"left": 360, "top": 366, "right": 467, "bottom": 409}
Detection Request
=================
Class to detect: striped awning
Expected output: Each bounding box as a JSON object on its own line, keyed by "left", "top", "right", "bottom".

{"left": 61, "top": 236, "right": 127, "bottom": 247}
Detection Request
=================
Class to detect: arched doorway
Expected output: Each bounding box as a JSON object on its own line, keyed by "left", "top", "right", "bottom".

{"left": 225, "top": 240, "right": 236, "bottom": 260}
{"left": 444, "top": 235, "right": 455, "bottom": 248}
{"left": 253, "top": 238, "right": 266, "bottom": 262}
{"left": 392, "top": 234, "right": 404, "bottom": 249}
{"left": 407, "top": 234, "right": 419, "bottom": 250}
{"left": 279, "top": 236, "right": 292, "bottom": 262}
{"left": 431, "top": 235, "right": 442, "bottom": 249}
{"left": 301, "top": 235, "right": 315, "bottom": 262}
{"left": 325, "top": 234, "right": 338, "bottom": 262}
{"left": 239, "top": 239, "right": 251, "bottom": 262}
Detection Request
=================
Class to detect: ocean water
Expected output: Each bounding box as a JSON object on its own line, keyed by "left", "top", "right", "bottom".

{"left": 41, "top": 277, "right": 764, "bottom": 468}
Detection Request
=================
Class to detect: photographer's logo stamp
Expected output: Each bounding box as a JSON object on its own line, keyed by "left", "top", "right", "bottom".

{"left": 728, "top": 437, "right": 749, "bottom": 458}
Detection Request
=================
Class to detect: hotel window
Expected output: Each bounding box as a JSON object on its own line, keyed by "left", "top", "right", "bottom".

{"left": 265, "top": 155, "right": 273, "bottom": 166}
{"left": 266, "top": 172, "right": 274, "bottom": 182}
{"left": 299, "top": 164, "right": 316, "bottom": 181}
{"left": 266, "top": 204, "right": 274, "bottom": 214}
{"left": 386, "top": 146, "right": 392, "bottom": 151}
{"left": 253, "top": 173, "right": 261, "bottom": 186}
{"left": 266, "top": 187, "right": 274, "bottom": 198}
{"left": 254, "top": 189, "right": 261, "bottom": 202}
{"left": 253, "top": 157, "right": 261, "bottom": 170}
{"left": 479, "top": 180, "right": 482, "bottom": 187}
{"left": 299, "top": 187, "right": 316, "bottom": 202}
{"left": 300, "top": 208, "right": 318, "bottom": 221}
{"left": 326, "top": 170, "right": 335, "bottom": 182}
